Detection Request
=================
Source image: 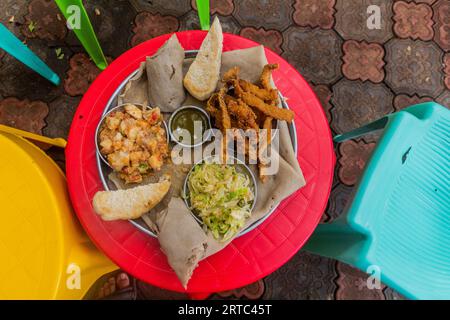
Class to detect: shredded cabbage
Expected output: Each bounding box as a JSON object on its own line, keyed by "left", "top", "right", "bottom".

{"left": 188, "top": 163, "right": 254, "bottom": 242}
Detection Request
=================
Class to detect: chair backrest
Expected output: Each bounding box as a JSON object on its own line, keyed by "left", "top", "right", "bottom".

{"left": 0, "top": 133, "right": 115, "bottom": 299}
{"left": 346, "top": 102, "right": 450, "bottom": 299}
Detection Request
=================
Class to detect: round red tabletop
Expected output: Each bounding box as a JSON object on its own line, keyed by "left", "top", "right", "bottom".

{"left": 66, "top": 31, "right": 335, "bottom": 293}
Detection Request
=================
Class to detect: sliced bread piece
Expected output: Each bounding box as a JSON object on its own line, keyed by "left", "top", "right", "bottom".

{"left": 183, "top": 17, "right": 223, "bottom": 101}
{"left": 93, "top": 175, "right": 171, "bottom": 221}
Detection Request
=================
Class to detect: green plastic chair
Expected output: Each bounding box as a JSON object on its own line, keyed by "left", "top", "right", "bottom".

{"left": 55, "top": 0, "right": 107, "bottom": 70}
{"left": 304, "top": 102, "right": 450, "bottom": 300}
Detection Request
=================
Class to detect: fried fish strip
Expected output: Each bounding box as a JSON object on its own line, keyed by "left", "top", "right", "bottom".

{"left": 260, "top": 63, "right": 279, "bottom": 90}
{"left": 239, "top": 79, "right": 278, "bottom": 102}
{"left": 217, "top": 88, "right": 231, "bottom": 130}
{"left": 206, "top": 93, "right": 221, "bottom": 120}
{"left": 239, "top": 91, "right": 294, "bottom": 122}
{"left": 258, "top": 116, "right": 273, "bottom": 182}
{"left": 262, "top": 116, "right": 273, "bottom": 145}
{"left": 207, "top": 91, "right": 231, "bottom": 131}
{"left": 223, "top": 66, "right": 240, "bottom": 82}
{"left": 227, "top": 99, "right": 259, "bottom": 130}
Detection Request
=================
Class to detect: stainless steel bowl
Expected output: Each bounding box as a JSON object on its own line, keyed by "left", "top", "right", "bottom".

{"left": 183, "top": 155, "right": 258, "bottom": 228}
{"left": 168, "top": 105, "right": 212, "bottom": 148}
{"left": 95, "top": 103, "right": 169, "bottom": 169}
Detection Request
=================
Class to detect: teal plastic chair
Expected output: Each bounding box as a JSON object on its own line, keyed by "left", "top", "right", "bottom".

{"left": 0, "top": 23, "right": 60, "bottom": 85}
{"left": 304, "top": 102, "right": 450, "bottom": 300}
{"left": 55, "top": 0, "right": 107, "bottom": 70}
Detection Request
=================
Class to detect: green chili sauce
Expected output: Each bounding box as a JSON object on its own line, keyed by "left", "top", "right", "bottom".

{"left": 171, "top": 108, "right": 208, "bottom": 145}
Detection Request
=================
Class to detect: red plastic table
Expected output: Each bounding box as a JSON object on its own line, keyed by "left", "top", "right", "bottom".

{"left": 66, "top": 31, "right": 335, "bottom": 294}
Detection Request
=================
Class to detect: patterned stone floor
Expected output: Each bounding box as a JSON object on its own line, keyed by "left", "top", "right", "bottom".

{"left": 1, "top": 0, "right": 448, "bottom": 300}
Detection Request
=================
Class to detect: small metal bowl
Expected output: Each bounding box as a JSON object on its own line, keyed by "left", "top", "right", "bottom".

{"left": 183, "top": 155, "right": 258, "bottom": 226}
{"left": 168, "top": 105, "right": 212, "bottom": 148}
{"left": 95, "top": 103, "right": 169, "bottom": 169}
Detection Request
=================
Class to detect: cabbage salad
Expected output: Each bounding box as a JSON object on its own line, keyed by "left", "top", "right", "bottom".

{"left": 188, "top": 162, "right": 255, "bottom": 242}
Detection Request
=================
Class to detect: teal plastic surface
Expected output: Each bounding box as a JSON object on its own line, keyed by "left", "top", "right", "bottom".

{"left": 0, "top": 23, "right": 60, "bottom": 85}
{"left": 304, "top": 102, "right": 450, "bottom": 300}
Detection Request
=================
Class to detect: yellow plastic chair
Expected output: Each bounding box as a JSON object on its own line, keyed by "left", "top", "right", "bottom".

{"left": 0, "top": 129, "right": 117, "bottom": 299}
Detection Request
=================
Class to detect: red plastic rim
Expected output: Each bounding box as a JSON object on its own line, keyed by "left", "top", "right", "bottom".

{"left": 66, "top": 31, "right": 335, "bottom": 293}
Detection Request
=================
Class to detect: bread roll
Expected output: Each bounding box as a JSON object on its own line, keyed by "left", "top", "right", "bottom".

{"left": 183, "top": 17, "right": 223, "bottom": 101}
{"left": 93, "top": 175, "right": 171, "bottom": 221}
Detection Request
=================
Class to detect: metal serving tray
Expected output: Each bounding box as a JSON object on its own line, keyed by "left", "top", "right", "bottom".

{"left": 95, "top": 50, "right": 298, "bottom": 238}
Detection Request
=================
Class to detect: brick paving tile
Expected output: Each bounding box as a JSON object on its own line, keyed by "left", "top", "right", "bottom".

{"left": 71, "top": 0, "right": 136, "bottom": 58}
{"left": 131, "top": 12, "right": 179, "bottom": 47}
{"left": 45, "top": 147, "right": 65, "bottom": 171}
{"left": 393, "top": 94, "right": 433, "bottom": 111}
{"left": 263, "top": 251, "right": 337, "bottom": 299}
{"left": 21, "top": 0, "right": 67, "bottom": 41}
{"left": 191, "top": 0, "right": 234, "bottom": 16}
{"left": 342, "top": 40, "right": 385, "bottom": 83}
{"left": 312, "top": 84, "right": 333, "bottom": 123}
{"left": 338, "top": 140, "right": 376, "bottom": 186}
{"left": 179, "top": 11, "right": 240, "bottom": 34}
{"left": 326, "top": 183, "right": 354, "bottom": 221}
{"left": 399, "top": 0, "right": 436, "bottom": 4}
{"left": 321, "top": 166, "right": 342, "bottom": 222}
{"left": 335, "top": 0, "right": 393, "bottom": 43}
{"left": 0, "top": 44, "right": 64, "bottom": 101}
{"left": 0, "top": 97, "right": 48, "bottom": 134}
{"left": 234, "top": 0, "right": 293, "bottom": 30}
{"left": 216, "top": 280, "right": 265, "bottom": 300}
{"left": 336, "top": 262, "right": 385, "bottom": 300}
{"left": 282, "top": 27, "right": 342, "bottom": 84}
{"left": 330, "top": 79, "right": 394, "bottom": 137}
{"left": 135, "top": 281, "right": 189, "bottom": 300}
{"left": 239, "top": 27, "right": 283, "bottom": 54}
{"left": 64, "top": 53, "right": 112, "bottom": 97}
{"left": 293, "top": 0, "right": 336, "bottom": 30}
{"left": 436, "top": 90, "right": 450, "bottom": 108}
{"left": 43, "top": 95, "right": 80, "bottom": 139}
{"left": 433, "top": 0, "right": 450, "bottom": 52}
{"left": 320, "top": 207, "right": 331, "bottom": 223}
{"left": 129, "top": 0, "right": 191, "bottom": 17}
{"left": 0, "top": 0, "right": 28, "bottom": 24}
{"left": 385, "top": 39, "right": 444, "bottom": 98}
{"left": 444, "top": 54, "right": 450, "bottom": 90}
{"left": 393, "top": 1, "right": 434, "bottom": 41}
{"left": 383, "top": 287, "right": 407, "bottom": 300}
{"left": 0, "top": 49, "right": 5, "bottom": 69}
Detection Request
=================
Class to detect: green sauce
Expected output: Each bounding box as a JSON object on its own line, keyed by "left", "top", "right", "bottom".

{"left": 171, "top": 108, "right": 208, "bottom": 145}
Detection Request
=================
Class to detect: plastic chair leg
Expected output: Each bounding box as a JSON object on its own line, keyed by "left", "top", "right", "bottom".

{"left": 196, "top": 0, "right": 210, "bottom": 30}
{"left": 303, "top": 220, "right": 368, "bottom": 267}
{"left": 55, "top": 0, "right": 108, "bottom": 70}
{"left": 334, "top": 116, "right": 390, "bottom": 143}
{"left": 0, "top": 23, "right": 60, "bottom": 85}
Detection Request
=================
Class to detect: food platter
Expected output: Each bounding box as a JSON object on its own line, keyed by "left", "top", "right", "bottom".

{"left": 66, "top": 30, "right": 334, "bottom": 292}
{"left": 95, "top": 49, "right": 298, "bottom": 239}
